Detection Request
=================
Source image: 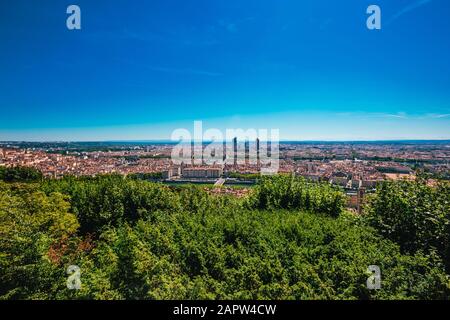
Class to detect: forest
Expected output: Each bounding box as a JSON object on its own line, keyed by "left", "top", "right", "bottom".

{"left": 0, "top": 167, "right": 449, "bottom": 299}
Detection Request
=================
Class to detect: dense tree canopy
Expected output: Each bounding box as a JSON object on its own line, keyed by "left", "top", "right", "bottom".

{"left": 0, "top": 183, "right": 78, "bottom": 299}
{"left": 0, "top": 174, "right": 449, "bottom": 300}
{"left": 248, "top": 175, "right": 346, "bottom": 217}
{"left": 364, "top": 176, "right": 450, "bottom": 271}
{"left": 0, "top": 166, "right": 43, "bottom": 182}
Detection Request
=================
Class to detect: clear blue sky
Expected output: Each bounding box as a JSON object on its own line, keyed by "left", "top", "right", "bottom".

{"left": 0, "top": 0, "right": 449, "bottom": 141}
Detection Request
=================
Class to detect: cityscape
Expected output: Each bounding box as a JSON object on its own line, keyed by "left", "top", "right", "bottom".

{"left": 2, "top": 140, "right": 448, "bottom": 181}
{"left": 1, "top": 140, "right": 449, "bottom": 212}
{"left": 1, "top": 0, "right": 450, "bottom": 308}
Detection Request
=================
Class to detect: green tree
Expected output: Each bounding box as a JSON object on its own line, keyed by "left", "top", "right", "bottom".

{"left": 0, "top": 182, "right": 79, "bottom": 299}
{"left": 0, "top": 166, "right": 43, "bottom": 182}
{"left": 364, "top": 177, "right": 450, "bottom": 271}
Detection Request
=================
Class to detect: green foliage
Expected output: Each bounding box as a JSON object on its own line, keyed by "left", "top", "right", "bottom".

{"left": 40, "top": 175, "right": 179, "bottom": 233}
{"left": 228, "top": 172, "right": 260, "bottom": 181}
{"left": 0, "top": 166, "right": 43, "bottom": 182}
{"left": 0, "top": 182, "right": 79, "bottom": 299}
{"left": 363, "top": 177, "right": 450, "bottom": 270}
{"left": 1, "top": 175, "right": 449, "bottom": 300}
{"left": 248, "top": 175, "right": 346, "bottom": 217}
{"left": 128, "top": 172, "right": 163, "bottom": 180}
{"left": 58, "top": 209, "right": 450, "bottom": 300}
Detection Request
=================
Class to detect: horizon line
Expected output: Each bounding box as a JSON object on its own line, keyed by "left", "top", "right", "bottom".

{"left": 1, "top": 139, "right": 450, "bottom": 144}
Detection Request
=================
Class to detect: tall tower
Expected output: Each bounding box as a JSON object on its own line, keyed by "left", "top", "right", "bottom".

{"left": 256, "top": 138, "right": 260, "bottom": 155}
{"left": 256, "top": 138, "right": 260, "bottom": 167}
{"left": 244, "top": 140, "right": 249, "bottom": 165}
{"left": 233, "top": 137, "right": 238, "bottom": 167}
{"left": 222, "top": 140, "right": 227, "bottom": 162}
{"left": 357, "top": 187, "right": 365, "bottom": 214}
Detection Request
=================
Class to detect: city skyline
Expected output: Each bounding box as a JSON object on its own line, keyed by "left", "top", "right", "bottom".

{"left": 1, "top": 0, "right": 450, "bottom": 141}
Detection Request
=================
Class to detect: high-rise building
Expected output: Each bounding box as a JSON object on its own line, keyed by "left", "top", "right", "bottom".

{"left": 233, "top": 137, "right": 238, "bottom": 167}
{"left": 357, "top": 187, "right": 365, "bottom": 214}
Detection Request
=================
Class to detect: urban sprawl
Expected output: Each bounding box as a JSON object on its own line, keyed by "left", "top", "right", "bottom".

{"left": 1, "top": 141, "right": 449, "bottom": 211}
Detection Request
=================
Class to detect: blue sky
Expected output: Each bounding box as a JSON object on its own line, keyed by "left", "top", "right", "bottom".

{"left": 0, "top": 0, "right": 449, "bottom": 141}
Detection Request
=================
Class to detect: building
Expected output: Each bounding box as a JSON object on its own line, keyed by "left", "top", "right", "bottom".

{"left": 330, "top": 172, "right": 349, "bottom": 187}
{"left": 182, "top": 167, "right": 223, "bottom": 179}
{"left": 357, "top": 188, "right": 365, "bottom": 214}
{"left": 307, "top": 162, "right": 316, "bottom": 173}
{"left": 162, "top": 166, "right": 181, "bottom": 179}
{"left": 361, "top": 180, "right": 378, "bottom": 189}
{"left": 347, "top": 192, "right": 358, "bottom": 209}
{"left": 350, "top": 179, "right": 362, "bottom": 189}
{"left": 346, "top": 188, "right": 365, "bottom": 214}
{"left": 233, "top": 137, "right": 238, "bottom": 167}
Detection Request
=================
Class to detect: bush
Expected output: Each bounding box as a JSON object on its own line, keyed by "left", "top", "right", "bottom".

{"left": 0, "top": 182, "right": 79, "bottom": 299}
{"left": 41, "top": 175, "right": 180, "bottom": 233}
{"left": 248, "top": 175, "right": 346, "bottom": 217}
{"left": 68, "top": 209, "right": 450, "bottom": 300}
{"left": 0, "top": 166, "right": 43, "bottom": 182}
{"left": 1, "top": 175, "right": 449, "bottom": 300}
{"left": 363, "top": 177, "right": 450, "bottom": 271}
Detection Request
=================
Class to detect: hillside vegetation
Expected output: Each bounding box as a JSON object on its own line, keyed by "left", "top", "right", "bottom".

{"left": 0, "top": 174, "right": 449, "bottom": 299}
